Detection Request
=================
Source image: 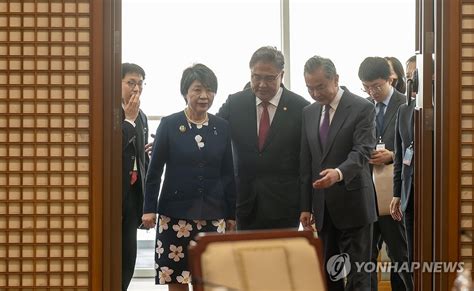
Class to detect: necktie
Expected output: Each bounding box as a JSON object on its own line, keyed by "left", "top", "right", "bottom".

{"left": 319, "top": 104, "right": 331, "bottom": 147}
{"left": 376, "top": 102, "right": 386, "bottom": 138}
{"left": 258, "top": 101, "right": 270, "bottom": 151}
{"left": 130, "top": 157, "right": 138, "bottom": 185}
{"left": 130, "top": 170, "right": 138, "bottom": 185}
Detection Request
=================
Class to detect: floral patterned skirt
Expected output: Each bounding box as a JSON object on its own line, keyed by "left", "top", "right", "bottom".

{"left": 154, "top": 215, "right": 225, "bottom": 285}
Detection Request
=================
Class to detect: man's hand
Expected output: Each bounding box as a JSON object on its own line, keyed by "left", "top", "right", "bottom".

{"left": 225, "top": 219, "right": 236, "bottom": 232}
{"left": 300, "top": 212, "right": 315, "bottom": 231}
{"left": 145, "top": 133, "right": 155, "bottom": 156}
{"left": 124, "top": 92, "right": 140, "bottom": 121}
{"left": 141, "top": 213, "right": 157, "bottom": 229}
{"left": 369, "top": 148, "right": 393, "bottom": 165}
{"left": 390, "top": 197, "right": 403, "bottom": 221}
{"left": 313, "top": 169, "right": 339, "bottom": 189}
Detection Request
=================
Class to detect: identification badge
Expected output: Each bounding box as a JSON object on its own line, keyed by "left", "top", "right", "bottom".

{"left": 403, "top": 147, "right": 414, "bottom": 166}
{"left": 376, "top": 140, "right": 385, "bottom": 150}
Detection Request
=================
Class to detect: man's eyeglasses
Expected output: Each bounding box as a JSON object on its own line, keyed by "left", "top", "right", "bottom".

{"left": 251, "top": 72, "right": 281, "bottom": 83}
{"left": 361, "top": 84, "right": 384, "bottom": 94}
{"left": 123, "top": 80, "right": 146, "bottom": 89}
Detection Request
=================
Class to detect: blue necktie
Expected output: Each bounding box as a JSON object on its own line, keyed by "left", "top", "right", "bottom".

{"left": 319, "top": 104, "right": 330, "bottom": 147}
{"left": 376, "top": 102, "right": 386, "bottom": 138}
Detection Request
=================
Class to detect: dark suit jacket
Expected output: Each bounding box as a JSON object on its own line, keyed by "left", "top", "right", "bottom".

{"left": 367, "top": 89, "right": 406, "bottom": 152}
{"left": 393, "top": 101, "right": 415, "bottom": 212}
{"left": 300, "top": 88, "right": 377, "bottom": 230}
{"left": 368, "top": 90, "right": 406, "bottom": 215}
{"left": 143, "top": 112, "right": 236, "bottom": 220}
{"left": 122, "top": 109, "right": 149, "bottom": 226}
{"left": 217, "top": 87, "right": 310, "bottom": 221}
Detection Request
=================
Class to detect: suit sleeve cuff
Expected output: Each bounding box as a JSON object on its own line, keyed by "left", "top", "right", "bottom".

{"left": 335, "top": 168, "right": 343, "bottom": 182}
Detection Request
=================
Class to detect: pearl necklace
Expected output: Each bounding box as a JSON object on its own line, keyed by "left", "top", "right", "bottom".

{"left": 184, "top": 108, "right": 208, "bottom": 125}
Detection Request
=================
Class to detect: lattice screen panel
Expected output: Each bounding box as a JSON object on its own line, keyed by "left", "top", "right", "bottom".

{"left": 0, "top": 0, "right": 91, "bottom": 289}
{"left": 461, "top": 2, "right": 474, "bottom": 272}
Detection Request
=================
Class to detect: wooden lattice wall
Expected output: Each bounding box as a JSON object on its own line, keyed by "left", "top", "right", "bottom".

{"left": 461, "top": 1, "right": 474, "bottom": 273}
{"left": 0, "top": 0, "right": 92, "bottom": 289}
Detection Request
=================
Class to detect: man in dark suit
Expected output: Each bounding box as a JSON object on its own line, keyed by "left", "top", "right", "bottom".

{"left": 391, "top": 101, "right": 415, "bottom": 263}
{"left": 300, "top": 55, "right": 377, "bottom": 290}
{"left": 217, "top": 46, "right": 309, "bottom": 230}
{"left": 391, "top": 56, "right": 417, "bottom": 264}
{"left": 121, "top": 63, "right": 150, "bottom": 291}
{"left": 359, "top": 57, "right": 412, "bottom": 291}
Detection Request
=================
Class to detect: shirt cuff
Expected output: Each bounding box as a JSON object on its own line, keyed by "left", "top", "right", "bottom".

{"left": 125, "top": 119, "right": 136, "bottom": 127}
{"left": 335, "top": 168, "right": 343, "bottom": 182}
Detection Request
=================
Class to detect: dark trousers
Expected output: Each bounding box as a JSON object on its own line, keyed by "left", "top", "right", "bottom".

{"left": 405, "top": 188, "right": 414, "bottom": 264}
{"left": 320, "top": 205, "right": 373, "bottom": 291}
{"left": 236, "top": 202, "right": 299, "bottom": 230}
{"left": 237, "top": 215, "right": 299, "bottom": 230}
{"left": 370, "top": 216, "right": 413, "bottom": 291}
{"left": 122, "top": 185, "right": 141, "bottom": 291}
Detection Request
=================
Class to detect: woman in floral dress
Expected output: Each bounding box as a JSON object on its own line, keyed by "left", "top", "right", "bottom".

{"left": 141, "top": 63, "right": 236, "bottom": 291}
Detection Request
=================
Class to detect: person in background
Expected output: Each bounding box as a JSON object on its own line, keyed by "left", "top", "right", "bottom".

{"left": 405, "top": 55, "right": 417, "bottom": 99}
{"left": 359, "top": 57, "right": 412, "bottom": 291}
{"left": 121, "top": 63, "right": 151, "bottom": 291}
{"left": 217, "top": 46, "right": 309, "bottom": 230}
{"left": 391, "top": 55, "right": 417, "bottom": 264}
{"left": 141, "top": 64, "right": 236, "bottom": 291}
{"left": 300, "top": 55, "right": 377, "bottom": 290}
{"left": 406, "top": 55, "right": 417, "bottom": 80}
{"left": 385, "top": 56, "right": 407, "bottom": 94}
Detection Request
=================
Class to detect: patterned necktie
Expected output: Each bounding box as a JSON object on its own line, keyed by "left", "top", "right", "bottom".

{"left": 258, "top": 101, "right": 270, "bottom": 151}
{"left": 130, "top": 169, "right": 138, "bottom": 185}
{"left": 376, "top": 102, "right": 386, "bottom": 138}
{"left": 319, "top": 104, "right": 331, "bottom": 147}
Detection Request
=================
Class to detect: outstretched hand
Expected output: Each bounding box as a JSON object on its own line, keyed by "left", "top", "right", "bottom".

{"left": 313, "top": 169, "right": 339, "bottom": 189}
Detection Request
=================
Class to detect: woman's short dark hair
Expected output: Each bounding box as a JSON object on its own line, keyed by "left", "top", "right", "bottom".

{"left": 122, "top": 63, "right": 146, "bottom": 80}
{"left": 249, "top": 46, "right": 285, "bottom": 71}
{"left": 180, "top": 63, "right": 218, "bottom": 100}
{"left": 358, "top": 57, "right": 391, "bottom": 82}
{"left": 304, "top": 55, "right": 337, "bottom": 79}
{"left": 385, "top": 56, "right": 407, "bottom": 94}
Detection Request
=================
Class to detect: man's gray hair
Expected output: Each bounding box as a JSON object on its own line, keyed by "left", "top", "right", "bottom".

{"left": 304, "top": 55, "right": 337, "bottom": 79}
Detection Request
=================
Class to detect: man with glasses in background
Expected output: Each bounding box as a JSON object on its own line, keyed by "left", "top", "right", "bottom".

{"left": 121, "top": 63, "right": 151, "bottom": 291}
{"left": 358, "top": 57, "right": 412, "bottom": 291}
{"left": 217, "top": 46, "right": 309, "bottom": 230}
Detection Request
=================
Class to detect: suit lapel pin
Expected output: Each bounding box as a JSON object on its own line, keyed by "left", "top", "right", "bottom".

{"left": 179, "top": 125, "right": 186, "bottom": 133}
{"left": 283, "top": 107, "right": 287, "bottom": 111}
{"left": 213, "top": 127, "right": 218, "bottom": 135}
